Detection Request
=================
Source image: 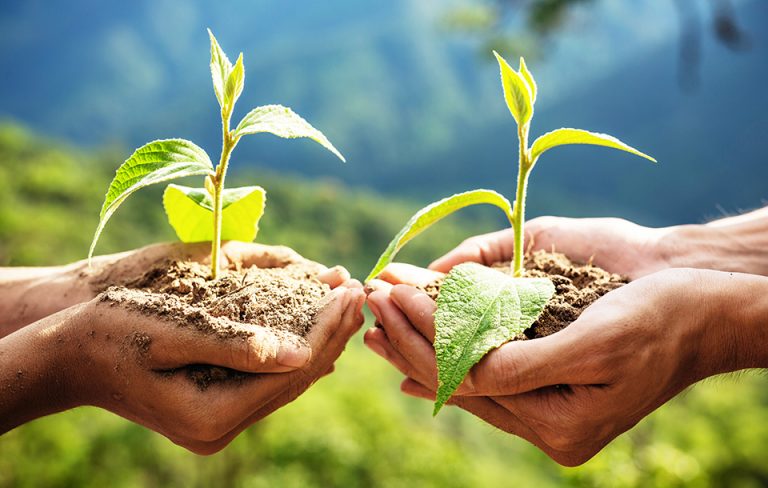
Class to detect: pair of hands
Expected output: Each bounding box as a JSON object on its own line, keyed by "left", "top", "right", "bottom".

{"left": 0, "top": 241, "right": 365, "bottom": 454}
{"left": 364, "top": 217, "right": 768, "bottom": 466}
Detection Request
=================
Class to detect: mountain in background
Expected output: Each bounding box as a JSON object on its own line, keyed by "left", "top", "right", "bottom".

{"left": 0, "top": 0, "right": 766, "bottom": 226}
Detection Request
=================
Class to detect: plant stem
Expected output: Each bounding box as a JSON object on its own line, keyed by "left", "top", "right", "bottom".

{"left": 512, "top": 125, "right": 531, "bottom": 277}
{"left": 210, "top": 112, "right": 236, "bottom": 279}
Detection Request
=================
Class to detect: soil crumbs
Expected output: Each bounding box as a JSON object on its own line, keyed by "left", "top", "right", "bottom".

{"left": 101, "top": 260, "right": 330, "bottom": 389}
{"left": 425, "top": 250, "right": 628, "bottom": 340}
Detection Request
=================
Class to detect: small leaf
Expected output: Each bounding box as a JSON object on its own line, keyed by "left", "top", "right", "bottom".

{"left": 518, "top": 57, "right": 537, "bottom": 105}
{"left": 233, "top": 104, "right": 346, "bottom": 162}
{"left": 208, "top": 28, "right": 233, "bottom": 109}
{"left": 163, "top": 184, "right": 266, "bottom": 243}
{"left": 225, "top": 53, "right": 245, "bottom": 110}
{"left": 365, "top": 190, "right": 514, "bottom": 282}
{"left": 433, "top": 263, "right": 555, "bottom": 415}
{"left": 89, "top": 139, "right": 213, "bottom": 261}
{"left": 530, "top": 128, "right": 657, "bottom": 164}
{"left": 493, "top": 51, "right": 533, "bottom": 127}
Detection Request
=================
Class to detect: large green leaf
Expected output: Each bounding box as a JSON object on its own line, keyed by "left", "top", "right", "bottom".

{"left": 163, "top": 184, "right": 266, "bottom": 243}
{"left": 207, "top": 29, "right": 233, "bottom": 109}
{"left": 233, "top": 104, "right": 346, "bottom": 162}
{"left": 433, "top": 263, "right": 555, "bottom": 415}
{"left": 530, "top": 128, "right": 657, "bottom": 164}
{"left": 88, "top": 139, "right": 213, "bottom": 261}
{"left": 365, "top": 190, "right": 514, "bottom": 282}
{"left": 493, "top": 51, "right": 533, "bottom": 127}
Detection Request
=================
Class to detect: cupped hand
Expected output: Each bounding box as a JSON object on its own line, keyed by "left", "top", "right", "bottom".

{"left": 59, "top": 277, "right": 366, "bottom": 454}
{"left": 364, "top": 264, "right": 753, "bottom": 466}
{"left": 430, "top": 216, "right": 669, "bottom": 280}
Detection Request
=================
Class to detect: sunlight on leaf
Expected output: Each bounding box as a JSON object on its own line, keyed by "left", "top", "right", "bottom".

{"left": 163, "top": 184, "right": 266, "bottom": 243}
{"left": 366, "top": 190, "right": 514, "bottom": 282}
{"left": 88, "top": 139, "right": 213, "bottom": 261}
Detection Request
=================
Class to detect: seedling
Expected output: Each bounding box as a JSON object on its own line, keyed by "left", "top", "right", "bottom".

{"left": 366, "top": 52, "right": 655, "bottom": 414}
{"left": 89, "top": 30, "right": 345, "bottom": 278}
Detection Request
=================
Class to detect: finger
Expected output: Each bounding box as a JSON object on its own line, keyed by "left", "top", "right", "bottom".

{"left": 378, "top": 263, "right": 444, "bottom": 288}
{"left": 190, "top": 288, "right": 365, "bottom": 437}
{"left": 455, "top": 332, "right": 583, "bottom": 396}
{"left": 148, "top": 320, "right": 312, "bottom": 373}
{"left": 389, "top": 285, "right": 436, "bottom": 342}
{"left": 366, "top": 290, "right": 438, "bottom": 388}
{"left": 363, "top": 328, "right": 416, "bottom": 378}
{"left": 222, "top": 242, "right": 304, "bottom": 268}
{"left": 341, "top": 279, "right": 363, "bottom": 290}
{"left": 429, "top": 229, "right": 515, "bottom": 272}
{"left": 401, "top": 377, "right": 435, "bottom": 400}
{"left": 364, "top": 279, "right": 393, "bottom": 295}
{"left": 317, "top": 266, "right": 351, "bottom": 289}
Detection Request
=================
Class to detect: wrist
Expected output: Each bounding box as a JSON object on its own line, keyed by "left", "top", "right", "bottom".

{"left": 686, "top": 269, "right": 768, "bottom": 378}
{"left": 0, "top": 303, "right": 86, "bottom": 433}
{"left": 654, "top": 222, "right": 768, "bottom": 276}
{"left": 0, "top": 263, "right": 94, "bottom": 334}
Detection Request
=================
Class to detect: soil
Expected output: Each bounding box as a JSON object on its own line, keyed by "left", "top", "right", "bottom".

{"left": 99, "top": 258, "right": 330, "bottom": 389}
{"left": 424, "top": 250, "right": 628, "bottom": 340}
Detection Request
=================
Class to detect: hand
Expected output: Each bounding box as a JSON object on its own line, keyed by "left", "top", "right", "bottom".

{"left": 430, "top": 216, "right": 669, "bottom": 280}
{"left": 1, "top": 241, "right": 349, "bottom": 334}
{"left": 364, "top": 264, "right": 768, "bottom": 466}
{"left": 1, "top": 272, "right": 365, "bottom": 454}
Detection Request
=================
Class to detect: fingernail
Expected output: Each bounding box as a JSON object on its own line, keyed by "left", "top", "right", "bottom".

{"left": 277, "top": 343, "right": 312, "bottom": 368}
{"left": 365, "top": 337, "right": 389, "bottom": 360}
{"left": 367, "top": 300, "right": 382, "bottom": 322}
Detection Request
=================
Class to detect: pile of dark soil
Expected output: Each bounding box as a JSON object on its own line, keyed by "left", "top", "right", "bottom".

{"left": 424, "top": 250, "right": 628, "bottom": 339}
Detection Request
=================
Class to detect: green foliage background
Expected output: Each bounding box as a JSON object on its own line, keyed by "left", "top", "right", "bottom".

{"left": 1, "top": 123, "right": 767, "bottom": 487}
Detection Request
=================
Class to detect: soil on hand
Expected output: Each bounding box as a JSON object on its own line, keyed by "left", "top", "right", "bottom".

{"left": 425, "top": 250, "right": 628, "bottom": 339}
{"left": 100, "top": 258, "right": 330, "bottom": 389}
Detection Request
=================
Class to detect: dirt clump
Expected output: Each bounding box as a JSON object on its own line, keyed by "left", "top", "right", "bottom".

{"left": 425, "top": 250, "right": 628, "bottom": 339}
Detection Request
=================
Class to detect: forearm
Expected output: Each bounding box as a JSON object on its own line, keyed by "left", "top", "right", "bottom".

{"left": 656, "top": 207, "right": 768, "bottom": 276}
{"left": 695, "top": 270, "right": 768, "bottom": 379}
{"left": 0, "top": 262, "right": 92, "bottom": 336}
{"left": 0, "top": 305, "right": 83, "bottom": 434}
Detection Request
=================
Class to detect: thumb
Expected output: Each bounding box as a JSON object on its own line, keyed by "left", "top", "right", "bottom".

{"left": 429, "top": 228, "right": 515, "bottom": 272}
{"left": 149, "top": 322, "right": 311, "bottom": 373}
{"left": 454, "top": 332, "right": 579, "bottom": 396}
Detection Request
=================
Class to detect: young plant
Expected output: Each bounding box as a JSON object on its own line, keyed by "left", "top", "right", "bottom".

{"left": 89, "top": 29, "right": 345, "bottom": 278}
{"left": 366, "top": 52, "right": 656, "bottom": 414}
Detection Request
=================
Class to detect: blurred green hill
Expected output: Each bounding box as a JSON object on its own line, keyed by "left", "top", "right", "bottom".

{"left": 1, "top": 123, "right": 768, "bottom": 487}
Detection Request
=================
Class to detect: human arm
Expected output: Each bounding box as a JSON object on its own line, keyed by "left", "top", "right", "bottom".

{"left": 0, "top": 241, "right": 348, "bottom": 337}
{"left": 1, "top": 278, "right": 365, "bottom": 454}
{"left": 429, "top": 206, "right": 768, "bottom": 279}
{"left": 364, "top": 265, "right": 768, "bottom": 466}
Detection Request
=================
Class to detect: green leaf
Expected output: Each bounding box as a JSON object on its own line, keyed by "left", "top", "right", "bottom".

{"left": 365, "top": 190, "right": 514, "bottom": 282}
{"left": 88, "top": 139, "right": 213, "bottom": 261}
{"left": 433, "top": 263, "right": 555, "bottom": 415}
{"left": 225, "top": 53, "right": 245, "bottom": 110}
{"left": 518, "top": 57, "right": 537, "bottom": 105}
{"left": 493, "top": 51, "right": 533, "bottom": 127}
{"left": 530, "top": 128, "right": 657, "bottom": 164}
{"left": 163, "top": 184, "right": 266, "bottom": 243}
{"left": 233, "top": 104, "right": 346, "bottom": 162}
{"left": 208, "top": 28, "right": 233, "bottom": 109}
